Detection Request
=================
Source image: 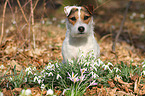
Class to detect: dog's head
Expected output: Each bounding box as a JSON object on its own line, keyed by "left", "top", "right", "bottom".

{"left": 64, "top": 5, "right": 94, "bottom": 37}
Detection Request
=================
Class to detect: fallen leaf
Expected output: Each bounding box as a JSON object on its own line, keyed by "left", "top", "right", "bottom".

{"left": 108, "top": 80, "right": 115, "bottom": 88}
{"left": 9, "top": 60, "right": 23, "bottom": 71}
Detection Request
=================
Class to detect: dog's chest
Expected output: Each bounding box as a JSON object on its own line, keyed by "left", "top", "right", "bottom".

{"left": 65, "top": 36, "right": 96, "bottom": 58}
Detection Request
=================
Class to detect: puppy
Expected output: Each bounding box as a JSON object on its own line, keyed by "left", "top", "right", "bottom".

{"left": 62, "top": 5, "right": 100, "bottom": 63}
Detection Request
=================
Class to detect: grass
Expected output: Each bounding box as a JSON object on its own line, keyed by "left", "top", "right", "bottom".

{"left": 0, "top": 52, "right": 145, "bottom": 96}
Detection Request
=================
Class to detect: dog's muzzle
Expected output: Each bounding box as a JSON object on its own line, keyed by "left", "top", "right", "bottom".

{"left": 78, "top": 26, "right": 85, "bottom": 34}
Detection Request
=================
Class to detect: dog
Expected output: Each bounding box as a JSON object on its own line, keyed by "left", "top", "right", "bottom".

{"left": 62, "top": 5, "right": 100, "bottom": 63}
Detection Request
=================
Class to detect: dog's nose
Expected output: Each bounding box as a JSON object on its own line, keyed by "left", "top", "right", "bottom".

{"left": 78, "top": 26, "right": 85, "bottom": 33}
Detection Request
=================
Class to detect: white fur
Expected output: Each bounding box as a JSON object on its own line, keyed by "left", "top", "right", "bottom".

{"left": 62, "top": 6, "right": 100, "bottom": 63}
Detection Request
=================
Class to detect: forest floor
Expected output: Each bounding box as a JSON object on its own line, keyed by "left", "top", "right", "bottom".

{"left": 0, "top": 0, "right": 145, "bottom": 96}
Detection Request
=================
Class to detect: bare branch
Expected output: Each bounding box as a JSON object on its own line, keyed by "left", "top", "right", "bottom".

{"left": 0, "top": 0, "right": 9, "bottom": 44}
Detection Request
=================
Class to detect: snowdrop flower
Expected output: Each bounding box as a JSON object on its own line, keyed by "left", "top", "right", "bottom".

{"left": 57, "top": 24, "right": 61, "bottom": 28}
{"left": 52, "top": 17, "right": 57, "bottom": 21}
{"left": 97, "top": 59, "right": 104, "bottom": 65}
{"left": 41, "top": 84, "right": 45, "bottom": 89}
{"left": 38, "top": 79, "right": 41, "bottom": 84}
{"left": 91, "top": 71, "right": 99, "bottom": 78}
{"left": 0, "top": 92, "right": 3, "bottom": 96}
{"left": 107, "top": 62, "right": 114, "bottom": 66}
{"left": 12, "top": 20, "right": 16, "bottom": 25}
{"left": 87, "top": 80, "right": 97, "bottom": 88}
{"left": 25, "top": 67, "right": 31, "bottom": 72}
{"left": 25, "top": 67, "right": 33, "bottom": 75}
{"left": 0, "top": 65, "right": 4, "bottom": 69}
{"left": 56, "top": 74, "right": 61, "bottom": 80}
{"left": 9, "top": 77, "right": 13, "bottom": 81}
{"left": 102, "top": 65, "right": 112, "bottom": 72}
{"left": 25, "top": 78, "right": 27, "bottom": 82}
{"left": 132, "top": 12, "right": 136, "bottom": 17}
{"left": 80, "top": 68, "right": 87, "bottom": 75}
{"left": 61, "top": 19, "right": 65, "bottom": 23}
{"left": 142, "top": 71, "right": 145, "bottom": 75}
{"left": 41, "top": 20, "right": 45, "bottom": 24}
{"left": 140, "top": 26, "right": 144, "bottom": 32}
{"left": 32, "top": 67, "right": 36, "bottom": 71}
{"left": 48, "top": 72, "right": 53, "bottom": 76}
{"left": 94, "top": 61, "right": 100, "bottom": 67}
{"left": 143, "top": 64, "right": 145, "bottom": 68}
{"left": 140, "top": 13, "right": 144, "bottom": 18}
{"left": 114, "top": 67, "right": 121, "bottom": 72}
{"left": 34, "top": 76, "right": 38, "bottom": 82}
{"left": 46, "top": 89, "right": 54, "bottom": 95}
{"left": 21, "top": 89, "right": 31, "bottom": 96}
{"left": 46, "top": 63, "right": 55, "bottom": 70}
{"left": 46, "top": 21, "right": 52, "bottom": 25}
{"left": 130, "top": 15, "right": 134, "bottom": 19}
{"left": 116, "top": 75, "right": 122, "bottom": 79}
{"left": 67, "top": 72, "right": 80, "bottom": 83}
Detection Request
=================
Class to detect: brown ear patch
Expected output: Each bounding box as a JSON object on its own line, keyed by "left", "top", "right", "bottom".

{"left": 83, "top": 5, "right": 94, "bottom": 15}
{"left": 67, "top": 8, "right": 79, "bottom": 25}
{"left": 80, "top": 7, "right": 92, "bottom": 24}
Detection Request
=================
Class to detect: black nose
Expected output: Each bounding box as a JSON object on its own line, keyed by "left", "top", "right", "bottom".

{"left": 78, "top": 26, "right": 85, "bottom": 33}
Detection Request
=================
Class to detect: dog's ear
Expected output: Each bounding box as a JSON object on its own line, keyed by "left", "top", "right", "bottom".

{"left": 84, "top": 5, "right": 94, "bottom": 15}
{"left": 64, "top": 6, "right": 73, "bottom": 17}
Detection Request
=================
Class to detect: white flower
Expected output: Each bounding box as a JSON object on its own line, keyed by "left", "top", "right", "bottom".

{"left": 48, "top": 72, "right": 53, "bottom": 76}
{"left": 25, "top": 78, "right": 27, "bottom": 82}
{"left": 91, "top": 71, "right": 99, "bottom": 78}
{"left": 21, "top": 89, "right": 31, "bottom": 96}
{"left": 57, "top": 24, "right": 61, "bottom": 27}
{"left": 38, "top": 79, "right": 41, "bottom": 84}
{"left": 12, "top": 20, "right": 16, "bottom": 24}
{"left": 25, "top": 67, "right": 31, "bottom": 72}
{"left": 9, "top": 77, "right": 13, "bottom": 81}
{"left": 34, "top": 76, "right": 38, "bottom": 82}
{"left": 41, "top": 20, "right": 45, "bottom": 24}
{"left": 114, "top": 67, "right": 121, "bottom": 72}
{"left": 25, "top": 67, "right": 33, "bottom": 75}
{"left": 107, "top": 62, "right": 114, "bottom": 66}
{"left": 130, "top": 15, "right": 134, "bottom": 19}
{"left": 56, "top": 74, "right": 61, "bottom": 80}
{"left": 142, "top": 71, "right": 145, "bottom": 75}
{"left": 0, "top": 65, "right": 4, "bottom": 69}
{"left": 97, "top": 59, "right": 104, "bottom": 65}
{"left": 41, "top": 84, "right": 45, "bottom": 89}
{"left": 143, "top": 64, "right": 145, "bottom": 68}
{"left": 46, "top": 63, "right": 55, "bottom": 70}
{"left": 102, "top": 65, "right": 112, "bottom": 72}
{"left": 140, "top": 26, "right": 144, "bottom": 32}
{"left": 132, "top": 12, "right": 136, "bottom": 17}
{"left": 52, "top": 17, "right": 57, "bottom": 21}
{"left": 60, "top": 19, "right": 65, "bottom": 23}
{"left": 0, "top": 91, "right": 3, "bottom": 96}
{"left": 46, "top": 89, "right": 54, "bottom": 95}
{"left": 116, "top": 75, "right": 122, "bottom": 79}
{"left": 33, "top": 67, "right": 36, "bottom": 70}
{"left": 140, "top": 13, "right": 144, "bottom": 18}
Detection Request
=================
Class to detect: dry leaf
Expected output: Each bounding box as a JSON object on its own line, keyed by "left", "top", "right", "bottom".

{"left": 114, "top": 76, "right": 132, "bottom": 88}
{"left": 108, "top": 80, "right": 115, "bottom": 88}
{"left": 10, "top": 60, "right": 23, "bottom": 71}
{"left": 134, "top": 79, "right": 139, "bottom": 93}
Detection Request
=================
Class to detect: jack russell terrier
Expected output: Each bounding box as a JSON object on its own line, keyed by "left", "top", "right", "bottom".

{"left": 62, "top": 5, "right": 100, "bottom": 63}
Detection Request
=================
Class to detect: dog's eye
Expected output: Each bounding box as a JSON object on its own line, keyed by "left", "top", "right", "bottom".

{"left": 84, "top": 16, "right": 90, "bottom": 20}
{"left": 70, "top": 17, "right": 76, "bottom": 21}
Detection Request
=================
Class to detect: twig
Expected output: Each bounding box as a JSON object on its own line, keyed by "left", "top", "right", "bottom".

{"left": 17, "top": 0, "right": 29, "bottom": 26}
{"left": 30, "top": 0, "right": 36, "bottom": 49}
{"left": 0, "top": 0, "right": 9, "bottom": 44}
{"left": 112, "top": 0, "right": 133, "bottom": 52}
{"left": 33, "top": 0, "right": 39, "bottom": 10}
{"left": 94, "top": 0, "right": 112, "bottom": 11}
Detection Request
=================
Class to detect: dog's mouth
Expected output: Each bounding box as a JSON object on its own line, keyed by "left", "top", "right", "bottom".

{"left": 78, "top": 32, "right": 85, "bottom": 34}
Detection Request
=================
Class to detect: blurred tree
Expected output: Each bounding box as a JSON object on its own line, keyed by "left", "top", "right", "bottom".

{"left": 63, "top": 0, "right": 97, "bottom": 7}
